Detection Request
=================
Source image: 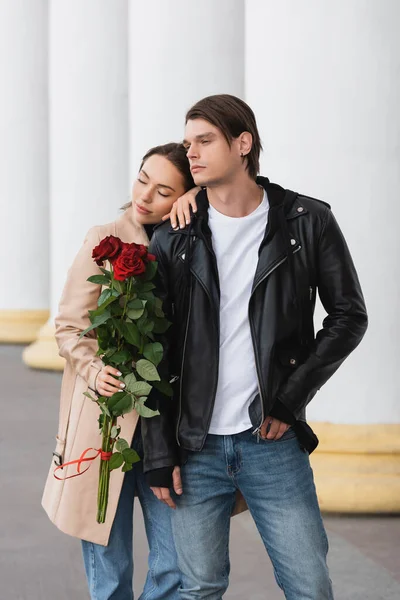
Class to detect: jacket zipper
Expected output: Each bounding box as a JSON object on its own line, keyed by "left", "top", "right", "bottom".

{"left": 249, "top": 246, "right": 302, "bottom": 438}
{"left": 188, "top": 270, "right": 220, "bottom": 449}
{"left": 176, "top": 233, "right": 220, "bottom": 450}
{"left": 176, "top": 279, "right": 193, "bottom": 446}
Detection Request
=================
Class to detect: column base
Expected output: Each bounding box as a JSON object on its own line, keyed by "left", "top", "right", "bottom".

{"left": 22, "top": 321, "right": 65, "bottom": 371}
{"left": 0, "top": 309, "right": 49, "bottom": 343}
{"left": 310, "top": 422, "right": 400, "bottom": 513}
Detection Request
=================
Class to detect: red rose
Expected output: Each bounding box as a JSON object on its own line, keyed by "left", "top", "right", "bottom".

{"left": 92, "top": 235, "right": 122, "bottom": 266}
{"left": 113, "top": 243, "right": 146, "bottom": 281}
{"left": 137, "top": 244, "right": 156, "bottom": 262}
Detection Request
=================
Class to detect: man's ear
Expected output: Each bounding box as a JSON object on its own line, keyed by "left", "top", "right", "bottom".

{"left": 238, "top": 131, "right": 253, "bottom": 158}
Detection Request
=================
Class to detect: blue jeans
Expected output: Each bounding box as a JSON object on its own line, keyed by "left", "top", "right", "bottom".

{"left": 81, "top": 430, "right": 180, "bottom": 600}
{"left": 172, "top": 428, "right": 334, "bottom": 600}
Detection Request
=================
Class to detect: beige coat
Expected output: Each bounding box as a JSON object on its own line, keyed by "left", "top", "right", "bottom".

{"left": 42, "top": 207, "right": 149, "bottom": 545}
{"left": 42, "top": 206, "right": 247, "bottom": 546}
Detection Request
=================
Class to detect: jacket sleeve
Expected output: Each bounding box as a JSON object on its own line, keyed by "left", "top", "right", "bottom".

{"left": 55, "top": 227, "right": 104, "bottom": 391}
{"left": 276, "top": 209, "right": 368, "bottom": 419}
{"left": 141, "top": 230, "right": 179, "bottom": 477}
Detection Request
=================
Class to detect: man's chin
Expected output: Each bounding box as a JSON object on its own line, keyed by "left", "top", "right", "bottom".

{"left": 193, "top": 173, "right": 208, "bottom": 186}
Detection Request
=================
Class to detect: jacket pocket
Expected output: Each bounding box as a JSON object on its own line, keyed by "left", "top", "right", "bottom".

{"left": 276, "top": 339, "right": 309, "bottom": 370}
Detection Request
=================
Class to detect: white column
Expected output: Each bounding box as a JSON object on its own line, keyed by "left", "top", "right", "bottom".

{"left": 246, "top": 0, "right": 400, "bottom": 511}
{"left": 0, "top": 0, "right": 49, "bottom": 343}
{"left": 128, "top": 0, "right": 245, "bottom": 179}
{"left": 23, "top": 0, "right": 129, "bottom": 369}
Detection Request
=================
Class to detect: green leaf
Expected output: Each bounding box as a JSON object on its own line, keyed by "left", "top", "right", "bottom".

{"left": 79, "top": 310, "right": 111, "bottom": 338}
{"left": 143, "top": 342, "right": 163, "bottom": 366}
{"left": 99, "top": 267, "right": 111, "bottom": 280}
{"left": 130, "top": 380, "right": 152, "bottom": 397}
{"left": 141, "top": 260, "right": 158, "bottom": 282}
{"left": 109, "top": 452, "right": 124, "bottom": 471}
{"left": 109, "top": 392, "right": 133, "bottom": 416}
{"left": 108, "top": 349, "right": 131, "bottom": 365}
{"left": 98, "top": 413, "right": 105, "bottom": 430}
{"left": 113, "top": 279, "right": 124, "bottom": 294}
{"left": 104, "top": 346, "right": 117, "bottom": 358}
{"left": 96, "top": 395, "right": 108, "bottom": 404}
{"left": 123, "top": 372, "right": 137, "bottom": 391}
{"left": 97, "top": 288, "right": 112, "bottom": 307}
{"left": 136, "top": 313, "right": 154, "bottom": 336}
{"left": 110, "top": 303, "right": 123, "bottom": 316}
{"left": 127, "top": 307, "right": 145, "bottom": 320}
{"left": 118, "top": 295, "right": 128, "bottom": 308}
{"left": 95, "top": 291, "right": 119, "bottom": 314}
{"left": 127, "top": 298, "right": 145, "bottom": 310}
{"left": 139, "top": 282, "right": 156, "bottom": 292}
{"left": 154, "top": 298, "right": 165, "bottom": 318}
{"left": 136, "top": 359, "right": 160, "bottom": 382}
{"left": 122, "top": 462, "right": 133, "bottom": 472}
{"left": 110, "top": 425, "right": 120, "bottom": 439}
{"left": 83, "top": 391, "right": 97, "bottom": 402}
{"left": 135, "top": 399, "right": 160, "bottom": 418}
{"left": 115, "top": 438, "right": 129, "bottom": 452}
{"left": 139, "top": 291, "right": 156, "bottom": 303}
{"left": 112, "top": 318, "right": 124, "bottom": 335}
{"left": 99, "top": 403, "right": 111, "bottom": 418}
{"left": 122, "top": 321, "right": 141, "bottom": 348}
{"left": 87, "top": 274, "right": 110, "bottom": 285}
{"left": 108, "top": 391, "right": 126, "bottom": 411}
{"left": 95, "top": 324, "right": 112, "bottom": 348}
{"left": 152, "top": 318, "right": 171, "bottom": 334}
{"left": 152, "top": 379, "right": 173, "bottom": 398}
{"left": 122, "top": 448, "right": 141, "bottom": 464}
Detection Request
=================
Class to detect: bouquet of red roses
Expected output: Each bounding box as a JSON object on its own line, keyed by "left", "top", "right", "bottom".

{"left": 79, "top": 235, "right": 171, "bottom": 523}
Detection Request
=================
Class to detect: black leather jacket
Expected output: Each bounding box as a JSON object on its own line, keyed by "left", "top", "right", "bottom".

{"left": 142, "top": 177, "right": 368, "bottom": 476}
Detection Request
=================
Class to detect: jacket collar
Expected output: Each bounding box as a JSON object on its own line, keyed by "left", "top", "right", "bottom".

{"left": 187, "top": 177, "right": 308, "bottom": 229}
{"left": 168, "top": 177, "right": 308, "bottom": 303}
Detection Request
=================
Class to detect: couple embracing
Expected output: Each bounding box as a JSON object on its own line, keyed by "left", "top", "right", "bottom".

{"left": 42, "top": 94, "right": 367, "bottom": 600}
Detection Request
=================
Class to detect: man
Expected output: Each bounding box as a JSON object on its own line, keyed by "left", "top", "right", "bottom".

{"left": 142, "top": 94, "right": 368, "bottom": 599}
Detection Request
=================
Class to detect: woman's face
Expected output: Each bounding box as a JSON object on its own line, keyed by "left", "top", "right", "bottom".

{"left": 132, "top": 154, "right": 187, "bottom": 225}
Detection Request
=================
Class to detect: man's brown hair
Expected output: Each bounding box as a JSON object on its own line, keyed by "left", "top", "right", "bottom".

{"left": 185, "top": 94, "right": 262, "bottom": 180}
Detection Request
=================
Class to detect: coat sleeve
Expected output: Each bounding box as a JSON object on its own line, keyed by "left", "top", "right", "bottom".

{"left": 55, "top": 227, "right": 104, "bottom": 391}
{"left": 276, "top": 209, "right": 368, "bottom": 419}
{"left": 141, "top": 230, "right": 179, "bottom": 476}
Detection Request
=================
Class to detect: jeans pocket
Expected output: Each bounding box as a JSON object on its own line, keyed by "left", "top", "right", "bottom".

{"left": 260, "top": 426, "right": 297, "bottom": 443}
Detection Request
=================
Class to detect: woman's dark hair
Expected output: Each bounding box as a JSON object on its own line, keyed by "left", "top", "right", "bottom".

{"left": 122, "top": 142, "right": 194, "bottom": 210}
{"left": 186, "top": 94, "right": 262, "bottom": 180}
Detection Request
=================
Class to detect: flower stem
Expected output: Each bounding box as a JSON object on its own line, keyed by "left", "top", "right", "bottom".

{"left": 96, "top": 414, "right": 117, "bottom": 523}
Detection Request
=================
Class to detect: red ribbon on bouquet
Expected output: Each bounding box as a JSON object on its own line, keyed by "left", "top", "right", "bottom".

{"left": 53, "top": 448, "right": 112, "bottom": 480}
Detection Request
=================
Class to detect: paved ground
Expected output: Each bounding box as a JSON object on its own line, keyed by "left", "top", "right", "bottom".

{"left": 1, "top": 344, "right": 400, "bottom": 600}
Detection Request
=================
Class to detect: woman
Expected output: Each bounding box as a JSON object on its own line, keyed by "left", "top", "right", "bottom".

{"left": 42, "top": 143, "right": 198, "bottom": 600}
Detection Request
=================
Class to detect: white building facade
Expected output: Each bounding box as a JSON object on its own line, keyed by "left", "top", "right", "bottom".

{"left": 1, "top": 0, "right": 399, "bottom": 512}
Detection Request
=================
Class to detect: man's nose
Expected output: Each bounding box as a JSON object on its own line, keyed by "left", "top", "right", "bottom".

{"left": 187, "top": 145, "right": 198, "bottom": 160}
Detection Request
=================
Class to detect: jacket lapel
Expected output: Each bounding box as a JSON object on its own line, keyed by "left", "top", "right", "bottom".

{"left": 187, "top": 234, "right": 220, "bottom": 308}
{"left": 251, "top": 184, "right": 305, "bottom": 292}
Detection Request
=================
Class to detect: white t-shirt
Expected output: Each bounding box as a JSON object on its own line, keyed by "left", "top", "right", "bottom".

{"left": 208, "top": 190, "right": 269, "bottom": 435}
